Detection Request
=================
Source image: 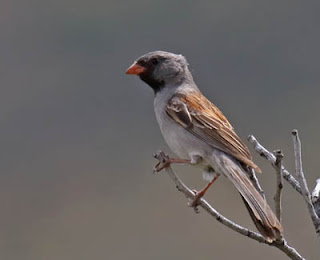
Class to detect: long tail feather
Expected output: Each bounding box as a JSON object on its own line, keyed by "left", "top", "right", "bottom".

{"left": 210, "top": 150, "right": 283, "bottom": 241}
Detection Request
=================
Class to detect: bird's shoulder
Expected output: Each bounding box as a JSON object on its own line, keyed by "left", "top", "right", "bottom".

{"left": 167, "top": 90, "right": 233, "bottom": 129}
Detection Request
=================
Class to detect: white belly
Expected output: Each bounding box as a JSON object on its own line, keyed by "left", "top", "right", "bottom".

{"left": 153, "top": 88, "right": 218, "bottom": 181}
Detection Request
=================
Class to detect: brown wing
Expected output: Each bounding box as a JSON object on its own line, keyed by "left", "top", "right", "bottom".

{"left": 166, "top": 91, "right": 261, "bottom": 173}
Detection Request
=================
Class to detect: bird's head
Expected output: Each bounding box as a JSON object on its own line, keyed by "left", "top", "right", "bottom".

{"left": 126, "top": 51, "right": 191, "bottom": 93}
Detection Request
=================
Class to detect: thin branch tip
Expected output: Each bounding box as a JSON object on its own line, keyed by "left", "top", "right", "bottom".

{"left": 273, "top": 149, "right": 284, "bottom": 222}
{"left": 312, "top": 178, "right": 320, "bottom": 219}
{"left": 152, "top": 150, "right": 305, "bottom": 260}
{"left": 292, "top": 129, "right": 298, "bottom": 136}
{"left": 312, "top": 178, "right": 320, "bottom": 203}
{"left": 248, "top": 135, "right": 302, "bottom": 194}
{"left": 292, "top": 130, "right": 320, "bottom": 236}
{"left": 274, "top": 149, "right": 284, "bottom": 159}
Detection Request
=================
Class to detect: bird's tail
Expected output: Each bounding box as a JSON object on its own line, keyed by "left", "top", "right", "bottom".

{"left": 210, "top": 150, "right": 283, "bottom": 242}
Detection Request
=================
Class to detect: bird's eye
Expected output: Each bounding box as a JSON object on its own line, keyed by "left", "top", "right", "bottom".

{"left": 151, "top": 57, "right": 159, "bottom": 65}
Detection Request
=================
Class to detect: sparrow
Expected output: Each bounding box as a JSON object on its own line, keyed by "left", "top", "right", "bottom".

{"left": 126, "top": 51, "right": 283, "bottom": 242}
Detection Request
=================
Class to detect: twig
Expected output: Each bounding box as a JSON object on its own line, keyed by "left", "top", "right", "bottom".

{"left": 312, "top": 178, "right": 320, "bottom": 203}
{"left": 153, "top": 150, "right": 305, "bottom": 260}
{"left": 311, "top": 178, "right": 320, "bottom": 218}
{"left": 292, "top": 130, "right": 320, "bottom": 234}
{"left": 273, "top": 150, "right": 284, "bottom": 222}
{"left": 247, "top": 167, "right": 265, "bottom": 199}
{"left": 248, "top": 135, "right": 302, "bottom": 195}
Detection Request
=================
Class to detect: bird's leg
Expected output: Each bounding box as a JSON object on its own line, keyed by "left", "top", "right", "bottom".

{"left": 190, "top": 154, "right": 202, "bottom": 165}
{"left": 189, "top": 173, "right": 220, "bottom": 212}
{"left": 153, "top": 151, "right": 191, "bottom": 173}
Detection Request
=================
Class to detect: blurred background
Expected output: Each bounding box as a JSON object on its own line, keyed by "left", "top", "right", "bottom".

{"left": 1, "top": 0, "right": 319, "bottom": 259}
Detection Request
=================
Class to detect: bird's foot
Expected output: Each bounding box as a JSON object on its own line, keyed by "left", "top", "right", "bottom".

{"left": 188, "top": 189, "right": 206, "bottom": 213}
{"left": 153, "top": 150, "right": 190, "bottom": 173}
{"left": 153, "top": 151, "right": 170, "bottom": 173}
{"left": 188, "top": 174, "right": 220, "bottom": 213}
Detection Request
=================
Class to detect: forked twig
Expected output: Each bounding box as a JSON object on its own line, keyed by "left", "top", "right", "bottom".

{"left": 292, "top": 130, "right": 320, "bottom": 235}
{"left": 248, "top": 135, "right": 302, "bottom": 195}
{"left": 153, "top": 150, "right": 304, "bottom": 260}
{"left": 248, "top": 132, "right": 320, "bottom": 237}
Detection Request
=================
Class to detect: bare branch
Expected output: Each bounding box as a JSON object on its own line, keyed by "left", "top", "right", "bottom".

{"left": 274, "top": 150, "right": 284, "bottom": 222}
{"left": 312, "top": 178, "right": 320, "bottom": 203}
{"left": 273, "top": 240, "right": 305, "bottom": 260}
{"left": 247, "top": 167, "right": 265, "bottom": 199}
{"left": 292, "top": 130, "right": 320, "bottom": 234}
{"left": 153, "top": 150, "right": 305, "bottom": 260}
{"left": 311, "top": 178, "right": 320, "bottom": 218}
{"left": 248, "top": 135, "right": 302, "bottom": 195}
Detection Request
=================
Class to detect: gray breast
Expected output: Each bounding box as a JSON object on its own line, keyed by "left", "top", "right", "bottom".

{"left": 153, "top": 87, "right": 211, "bottom": 160}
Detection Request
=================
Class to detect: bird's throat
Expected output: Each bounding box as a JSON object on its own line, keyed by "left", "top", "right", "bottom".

{"left": 139, "top": 74, "right": 165, "bottom": 94}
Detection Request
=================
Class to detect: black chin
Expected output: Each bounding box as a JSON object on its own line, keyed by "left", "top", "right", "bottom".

{"left": 139, "top": 74, "right": 165, "bottom": 94}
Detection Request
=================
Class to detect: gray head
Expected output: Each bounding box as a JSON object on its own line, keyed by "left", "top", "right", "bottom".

{"left": 126, "top": 51, "right": 193, "bottom": 93}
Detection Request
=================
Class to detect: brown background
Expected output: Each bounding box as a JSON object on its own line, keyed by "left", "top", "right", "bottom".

{"left": 1, "top": 0, "right": 319, "bottom": 259}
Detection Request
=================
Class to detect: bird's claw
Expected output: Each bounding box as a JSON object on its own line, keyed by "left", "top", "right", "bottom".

{"left": 188, "top": 189, "right": 202, "bottom": 213}
{"left": 153, "top": 150, "right": 170, "bottom": 173}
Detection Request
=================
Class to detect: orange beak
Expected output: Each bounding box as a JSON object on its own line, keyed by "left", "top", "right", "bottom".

{"left": 126, "top": 62, "right": 146, "bottom": 75}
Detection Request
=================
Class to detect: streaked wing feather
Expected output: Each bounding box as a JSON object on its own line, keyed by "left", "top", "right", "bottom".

{"left": 166, "top": 92, "right": 261, "bottom": 172}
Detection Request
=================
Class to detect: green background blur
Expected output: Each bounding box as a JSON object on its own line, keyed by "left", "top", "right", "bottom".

{"left": 1, "top": 0, "right": 319, "bottom": 259}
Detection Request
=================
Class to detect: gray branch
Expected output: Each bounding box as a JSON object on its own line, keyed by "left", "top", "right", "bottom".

{"left": 154, "top": 150, "right": 304, "bottom": 260}
{"left": 311, "top": 178, "right": 320, "bottom": 218}
{"left": 292, "top": 130, "right": 320, "bottom": 235}
{"left": 274, "top": 150, "right": 284, "bottom": 223}
{"left": 247, "top": 167, "right": 265, "bottom": 199}
{"left": 247, "top": 135, "right": 302, "bottom": 194}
